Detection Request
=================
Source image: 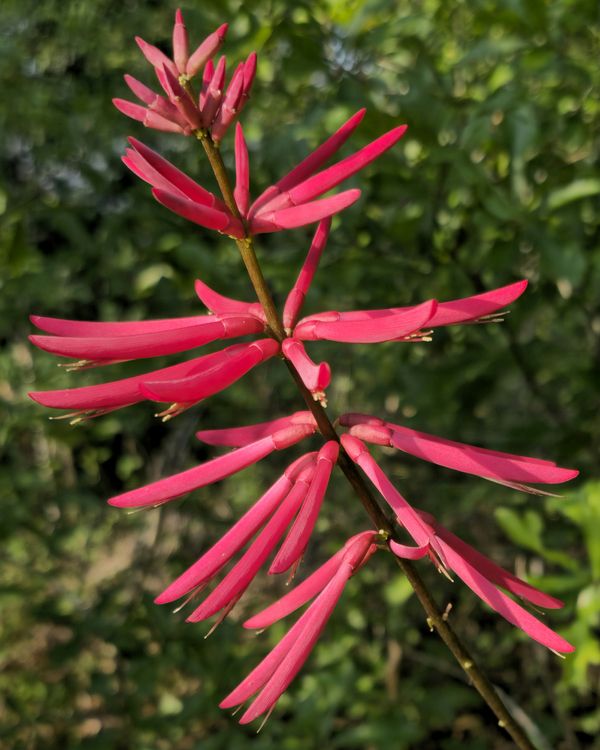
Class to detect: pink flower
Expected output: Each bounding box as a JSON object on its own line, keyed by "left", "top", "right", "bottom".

{"left": 340, "top": 432, "right": 575, "bottom": 654}
{"left": 340, "top": 413, "right": 578, "bottom": 493}
{"left": 109, "top": 421, "right": 316, "bottom": 509}
{"left": 220, "top": 531, "right": 377, "bottom": 724}
{"left": 126, "top": 111, "right": 408, "bottom": 235}
{"left": 155, "top": 451, "right": 318, "bottom": 607}
{"left": 293, "top": 280, "right": 529, "bottom": 343}
{"left": 389, "top": 510, "right": 574, "bottom": 654}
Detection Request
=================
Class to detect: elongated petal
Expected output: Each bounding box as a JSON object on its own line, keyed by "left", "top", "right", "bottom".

{"left": 249, "top": 110, "right": 366, "bottom": 218}
{"left": 428, "top": 281, "right": 528, "bottom": 326}
{"left": 245, "top": 531, "right": 375, "bottom": 630}
{"left": 30, "top": 316, "right": 263, "bottom": 364}
{"left": 153, "top": 188, "right": 246, "bottom": 238}
{"left": 187, "top": 470, "right": 315, "bottom": 622}
{"left": 270, "top": 441, "right": 339, "bottom": 574}
{"left": 239, "top": 562, "right": 352, "bottom": 723}
{"left": 389, "top": 540, "right": 430, "bottom": 559}
{"left": 161, "top": 65, "right": 202, "bottom": 129}
{"left": 194, "top": 278, "right": 266, "bottom": 322}
{"left": 234, "top": 123, "right": 250, "bottom": 218}
{"left": 237, "top": 52, "right": 257, "bottom": 113}
{"left": 187, "top": 23, "right": 228, "bottom": 78}
{"left": 139, "top": 338, "right": 279, "bottom": 403}
{"left": 430, "top": 523, "right": 564, "bottom": 609}
{"left": 201, "top": 56, "right": 226, "bottom": 128}
{"left": 294, "top": 300, "right": 437, "bottom": 343}
{"left": 386, "top": 423, "right": 578, "bottom": 485}
{"left": 156, "top": 472, "right": 297, "bottom": 603}
{"left": 197, "top": 411, "right": 317, "bottom": 447}
{"left": 212, "top": 62, "right": 245, "bottom": 141}
{"left": 113, "top": 99, "right": 189, "bottom": 134}
{"left": 135, "top": 37, "right": 179, "bottom": 79}
{"left": 200, "top": 59, "right": 214, "bottom": 110}
{"left": 30, "top": 314, "right": 205, "bottom": 338}
{"left": 124, "top": 75, "right": 188, "bottom": 127}
{"left": 109, "top": 424, "right": 314, "bottom": 510}
{"left": 257, "top": 125, "right": 408, "bottom": 215}
{"left": 434, "top": 539, "right": 574, "bottom": 653}
{"left": 282, "top": 339, "right": 330, "bottom": 399}
{"left": 29, "top": 346, "right": 248, "bottom": 413}
{"left": 340, "top": 435, "right": 443, "bottom": 557}
{"left": 173, "top": 9, "right": 189, "bottom": 74}
{"left": 128, "top": 138, "right": 227, "bottom": 211}
{"left": 300, "top": 281, "right": 528, "bottom": 330}
{"left": 282, "top": 219, "right": 331, "bottom": 330}
{"left": 249, "top": 190, "right": 360, "bottom": 234}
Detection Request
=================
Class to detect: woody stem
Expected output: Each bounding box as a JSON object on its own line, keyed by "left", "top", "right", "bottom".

{"left": 203, "top": 136, "right": 536, "bottom": 750}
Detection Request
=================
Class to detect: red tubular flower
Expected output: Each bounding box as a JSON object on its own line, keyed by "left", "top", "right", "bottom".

{"left": 109, "top": 422, "right": 316, "bottom": 509}
{"left": 340, "top": 413, "right": 578, "bottom": 493}
{"left": 155, "top": 452, "right": 318, "bottom": 605}
{"left": 187, "top": 459, "right": 319, "bottom": 624}
{"left": 282, "top": 218, "right": 331, "bottom": 331}
{"left": 282, "top": 339, "right": 331, "bottom": 404}
{"left": 294, "top": 281, "right": 528, "bottom": 343}
{"left": 389, "top": 511, "right": 574, "bottom": 653}
{"left": 197, "top": 411, "right": 317, "bottom": 447}
{"left": 220, "top": 532, "right": 377, "bottom": 724}
{"left": 269, "top": 440, "right": 339, "bottom": 575}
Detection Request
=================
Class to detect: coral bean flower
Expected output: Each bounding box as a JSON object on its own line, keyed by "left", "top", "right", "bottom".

{"left": 127, "top": 111, "right": 407, "bottom": 236}
{"left": 221, "top": 531, "right": 378, "bottom": 724}
{"left": 340, "top": 413, "right": 578, "bottom": 493}
{"left": 390, "top": 509, "right": 574, "bottom": 654}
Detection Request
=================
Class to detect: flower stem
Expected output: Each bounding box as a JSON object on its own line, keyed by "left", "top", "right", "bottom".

{"left": 203, "top": 136, "right": 536, "bottom": 750}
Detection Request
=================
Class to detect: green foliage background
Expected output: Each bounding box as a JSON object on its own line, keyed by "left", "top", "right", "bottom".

{"left": 1, "top": 0, "right": 599, "bottom": 747}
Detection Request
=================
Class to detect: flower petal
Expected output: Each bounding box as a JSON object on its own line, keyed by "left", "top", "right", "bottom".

{"left": 249, "top": 190, "right": 360, "bottom": 234}
{"left": 386, "top": 423, "right": 578, "bottom": 485}
{"left": 234, "top": 123, "right": 250, "bottom": 218}
{"left": 139, "top": 339, "right": 279, "bottom": 404}
{"left": 269, "top": 441, "right": 339, "bottom": 574}
{"left": 282, "top": 219, "right": 331, "bottom": 330}
{"left": 239, "top": 562, "right": 352, "bottom": 723}
{"left": 173, "top": 9, "right": 189, "bottom": 75}
{"left": 196, "top": 412, "right": 317, "bottom": 447}
{"left": 109, "top": 424, "right": 315, "bottom": 509}
{"left": 282, "top": 339, "right": 331, "bottom": 399}
{"left": 186, "top": 23, "right": 228, "bottom": 78}
{"left": 257, "top": 125, "right": 407, "bottom": 216}
{"left": 152, "top": 188, "right": 246, "bottom": 238}
{"left": 187, "top": 463, "right": 317, "bottom": 622}
{"left": 194, "top": 278, "right": 266, "bottom": 321}
{"left": 294, "top": 300, "right": 437, "bottom": 343}
{"left": 249, "top": 110, "right": 366, "bottom": 218}
{"left": 155, "top": 453, "right": 317, "bottom": 604}
{"left": 30, "top": 316, "right": 264, "bottom": 364}
{"left": 435, "top": 538, "right": 574, "bottom": 653}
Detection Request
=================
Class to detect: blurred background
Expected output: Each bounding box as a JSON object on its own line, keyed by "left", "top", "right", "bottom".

{"left": 1, "top": 0, "right": 599, "bottom": 747}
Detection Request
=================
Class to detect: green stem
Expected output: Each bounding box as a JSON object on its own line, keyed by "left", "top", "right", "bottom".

{"left": 201, "top": 133, "right": 537, "bottom": 750}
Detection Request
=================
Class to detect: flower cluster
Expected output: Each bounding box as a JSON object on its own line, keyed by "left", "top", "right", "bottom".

{"left": 29, "top": 10, "right": 578, "bottom": 725}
